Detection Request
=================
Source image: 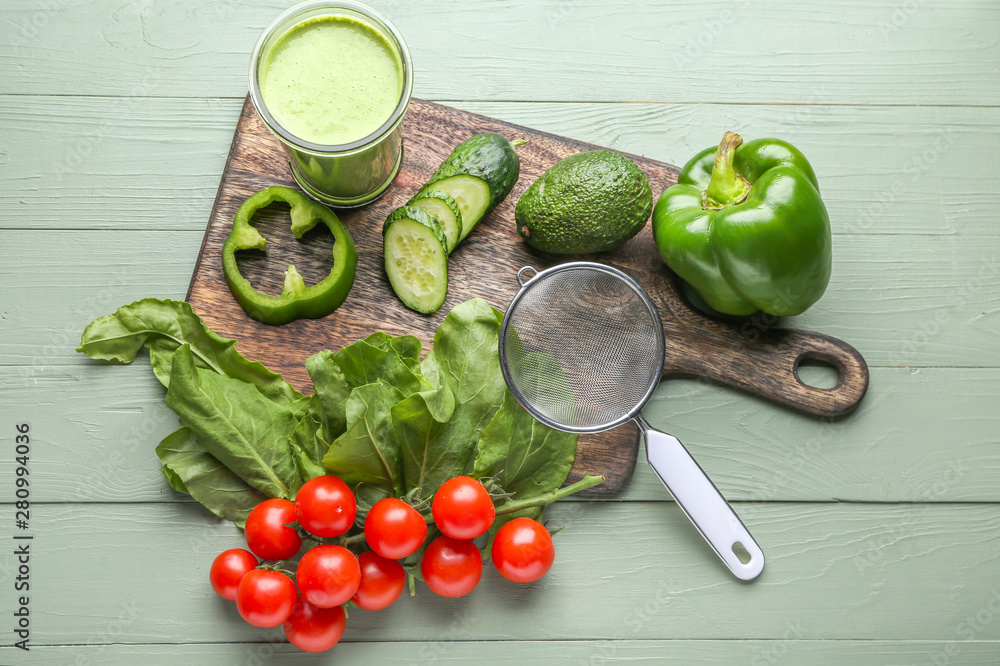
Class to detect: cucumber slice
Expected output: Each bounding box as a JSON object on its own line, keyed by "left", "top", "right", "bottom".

{"left": 419, "top": 175, "right": 490, "bottom": 242}
{"left": 408, "top": 190, "right": 463, "bottom": 253}
{"left": 382, "top": 206, "right": 449, "bottom": 313}
{"left": 423, "top": 133, "right": 521, "bottom": 244}
{"left": 428, "top": 133, "right": 521, "bottom": 213}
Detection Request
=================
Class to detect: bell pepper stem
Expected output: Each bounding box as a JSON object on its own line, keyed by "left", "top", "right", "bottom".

{"left": 704, "top": 131, "right": 751, "bottom": 209}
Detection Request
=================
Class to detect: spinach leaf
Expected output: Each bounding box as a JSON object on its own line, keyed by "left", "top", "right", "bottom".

{"left": 306, "top": 350, "right": 352, "bottom": 442}
{"left": 290, "top": 440, "right": 326, "bottom": 489}
{"left": 396, "top": 299, "right": 506, "bottom": 499}
{"left": 364, "top": 331, "right": 422, "bottom": 362}
{"left": 165, "top": 344, "right": 299, "bottom": 499}
{"left": 290, "top": 409, "right": 329, "bottom": 471}
{"left": 155, "top": 426, "right": 268, "bottom": 528}
{"left": 393, "top": 385, "right": 457, "bottom": 497}
{"left": 160, "top": 466, "right": 189, "bottom": 494}
{"left": 334, "top": 335, "right": 432, "bottom": 396}
{"left": 421, "top": 299, "right": 506, "bottom": 435}
{"left": 473, "top": 350, "right": 580, "bottom": 553}
{"left": 81, "top": 297, "right": 599, "bottom": 533}
{"left": 77, "top": 298, "right": 301, "bottom": 406}
{"left": 286, "top": 395, "right": 313, "bottom": 422}
{"left": 306, "top": 334, "right": 429, "bottom": 443}
{"left": 474, "top": 389, "right": 578, "bottom": 500}
{"left": 323, "top": 380, "right": 407, "bottom": 496}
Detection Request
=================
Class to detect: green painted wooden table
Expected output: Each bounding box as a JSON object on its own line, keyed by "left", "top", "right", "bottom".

{"left": 2, "top": 1, "right": 998, "bottom": 663}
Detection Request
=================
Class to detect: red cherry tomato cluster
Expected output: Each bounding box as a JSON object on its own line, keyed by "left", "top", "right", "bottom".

{"left": 209, "top": 474, "right": 556, "bottom": 654}
{"left": 210, "top": 475, "right": 368, "bottom": 653}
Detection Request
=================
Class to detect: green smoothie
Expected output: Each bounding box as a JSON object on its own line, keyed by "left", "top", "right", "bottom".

{"left": 260, "top": 14, "right": 404, "bottom": 146}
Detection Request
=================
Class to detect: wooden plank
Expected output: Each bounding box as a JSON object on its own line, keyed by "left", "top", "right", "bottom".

{"left": 5, "top": 640, "right": 1000, "bottom": 664}
{"left": 5, "top": 502, "right": 1000, "bottom": 644}
{"left": 2, "top": 96, "right": 997, "bottom": 237}
{"left": 1, "top": 366, "right": 995, "bottom": 503}
{"left": 1, "top": 0, "right": 997, "bottom": 105}
{"left": 2, "top": 230, "right": 997, "bottom": 370}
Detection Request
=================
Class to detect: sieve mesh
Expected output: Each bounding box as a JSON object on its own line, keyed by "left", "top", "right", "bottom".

{"left": 500, "top": 264, "right": 664, "bottom": 431}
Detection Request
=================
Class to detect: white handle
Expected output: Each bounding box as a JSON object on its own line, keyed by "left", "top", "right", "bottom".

{"left": 640, "top": 421, "right": 765, "bottom": 580}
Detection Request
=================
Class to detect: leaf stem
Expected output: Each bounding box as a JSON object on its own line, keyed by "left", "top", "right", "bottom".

{"left": 494, "top": 475, "right": 605, "bottom": 516}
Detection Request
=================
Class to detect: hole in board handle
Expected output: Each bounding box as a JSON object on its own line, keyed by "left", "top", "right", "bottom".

{"left": 794, "top": 355, "right": 842, "bottom": 390}
{"left": 732, "top": 541, "right": 752, "bottom": 565}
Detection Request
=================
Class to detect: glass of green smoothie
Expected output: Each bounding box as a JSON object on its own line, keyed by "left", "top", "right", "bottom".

{"left": 249, "top": 0, "right": 413, "bottom": 207}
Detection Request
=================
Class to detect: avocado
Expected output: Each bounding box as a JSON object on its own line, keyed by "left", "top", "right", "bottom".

{"left": 515, "top": 150, "right": 653, "bottom": 254}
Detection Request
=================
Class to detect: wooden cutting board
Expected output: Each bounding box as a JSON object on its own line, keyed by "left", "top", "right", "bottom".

{"left": 187, "top": 96, "right": 869, "bottom": 494}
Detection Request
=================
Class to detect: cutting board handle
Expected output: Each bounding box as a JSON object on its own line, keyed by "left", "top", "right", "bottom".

{"left": 662, "top": 325, "right": 869, "bottom": 417}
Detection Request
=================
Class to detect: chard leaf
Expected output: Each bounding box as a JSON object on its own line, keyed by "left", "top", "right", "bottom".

{"left": 306, "top": 351, "right": 352, "bottom": 442}
{"left": 78, "top": 298, "right": 301, "bottom": 405}
{"left": 165, "top": 344, "right": 299, "bottom": 499}
{"left": 155, "top": 426, "right": 268, "bottom": 528}
{"left": 323, "top": 380, "right": 407, "bottom": 496}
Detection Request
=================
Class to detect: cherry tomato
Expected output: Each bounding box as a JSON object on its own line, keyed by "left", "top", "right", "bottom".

{"left": 420, "top": 535, "right": 483, "bottom": 598}
{"left": 236, "top": 569, "right": 297, "bottom": 628}
{"left": 244, "top": 498, "right": 302, "bottom": 561}
{"left": 283, "top": 596, "right": 346, "bottom": 653}
{"left": 352, "top": 551, "right": 406, "bottom": 611}
{"left": 210, "top": 548, "right": 258, "bottom": 601}
{"left": 295, "top": 475, "right": 357, "bottom": 538}
{"left": 432, "top": 475, "right": 495, "bottom": 540}
{"left": 364, "top": 498, "right": 427, "bottom": 560}
{"left": 296, "top": 545, "right": 361, "bottom": 609}
{"left": 491, "top": 517, "right": 555, "bottom": 584}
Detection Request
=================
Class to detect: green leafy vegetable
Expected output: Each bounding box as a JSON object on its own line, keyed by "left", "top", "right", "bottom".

{"left": 474, "top": 388, "right": 579, "bottom": 547}
{"left": 421, "top": 299, "right": 506, "bottom": 432}
{"left": 393, "top": 384, "right": 457, "bottom": 497}
{"left": 159, "top": 465, "right": 189, "bottom": 494}
{"left": 165, "top": 344, "right": 299, "bottom": 499}
{"left": 78, "top": 297, "right": 603, "bottom": 535}
{"left": 334, "top": 335, "right": 432, "bottom": 396}
{"left": 155, "top": 427, "right": 267, "bottom": 528}
{"left": 396, "top": 300, "right": 507, "bottom": 499}
{"left": 289, "top": 410, "right": 328, "bottom": 470}
{"left": 305, "top": 351, "right": 352, "bottom": 442}
{"left": 323, "top": 380, "right": 407, "bottom": 496}
{"left": 77, "top": 298, "right": 301, "bottom": 405}
{"left": 474, "top": 390, "right": 578, "bottom": 499}
{"left": 290, "top": 439, "right": 327, "bottom": 489}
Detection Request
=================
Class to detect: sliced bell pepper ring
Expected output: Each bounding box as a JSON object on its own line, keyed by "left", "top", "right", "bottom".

{"left": 222, "top": 186, "right": 358, "bottom": 326}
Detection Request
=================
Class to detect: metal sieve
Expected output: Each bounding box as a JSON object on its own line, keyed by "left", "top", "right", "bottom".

{"left": 499, "top": 262, "right": 764, "bottom": 580}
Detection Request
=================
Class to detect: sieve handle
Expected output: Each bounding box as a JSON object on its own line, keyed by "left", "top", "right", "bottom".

{"left": 638, "top": 418, "right": 765, "bottom": 581}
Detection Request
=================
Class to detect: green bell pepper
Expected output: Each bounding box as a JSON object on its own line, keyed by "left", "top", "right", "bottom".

{"left": 222, "top": 186, "right": 358, "bottom": 326}
{"left": 652, "top": 131, "right": 832, "bottom": 317}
